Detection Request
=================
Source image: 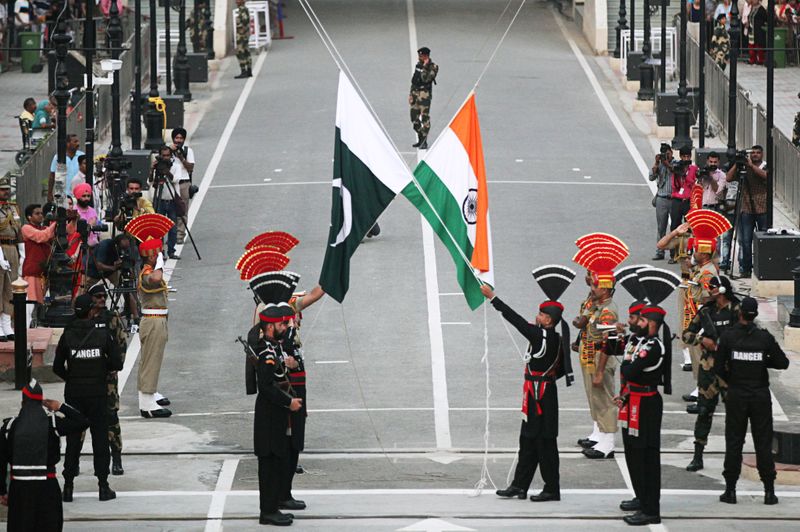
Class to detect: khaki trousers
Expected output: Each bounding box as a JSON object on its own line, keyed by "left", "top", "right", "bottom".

{"left": 0, "top": 244, "right": 20, "bottom": 315}
{"left": 176, "top": 181, "right": 191, "bottom": 240}
{"left": 690, "top": 344, "right": 702, "bottom": 382}
{"left": 138, "top": 316, "right": 168, "bottom": 393}
{"left": 582, "top": 361, "right": 618, "bottom": 433}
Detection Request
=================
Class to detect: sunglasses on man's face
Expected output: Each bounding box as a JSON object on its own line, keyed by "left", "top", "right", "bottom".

{"left": 81, "top": 195, "right": 92, "bottom": 199}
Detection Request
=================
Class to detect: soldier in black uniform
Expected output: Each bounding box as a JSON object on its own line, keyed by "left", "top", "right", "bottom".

{"left": 0, "top": 380, "right": 89, "bottom": 532}
{"left": 248, "top": 302, "right": 303, "bottom": 526}
{"left": 618, "top": 266, "right": 679, "bottom": 526}
{"left": 53, "top": 294, "right": 124, "bottom": 503}
{"left": 682, "top": 276, "right": 740, "bottom": 472}
{"left": 488, "top": 265, "right": 575, "bottom": 503}
{"left": 716, "top": 297, "right": 789, "bottom": 506}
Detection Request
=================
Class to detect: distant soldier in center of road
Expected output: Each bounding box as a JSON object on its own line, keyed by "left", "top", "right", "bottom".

{"left": 409, "top": 46, "right": 438, "bottom": 150}
{"left": 235, "top": 0, "right": 252, "bottom": 79}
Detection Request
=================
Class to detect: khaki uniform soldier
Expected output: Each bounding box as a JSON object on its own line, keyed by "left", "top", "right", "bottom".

{"left": 124, "top": 213, "right": 175, "bottom": 418}
{"left": 235, "top": 0, "right": 252, "bottom": 79}
{"left": 0, "top": 177, "right": 21, "bottom": 341}
{"left": 409, "top": 46, "right": 438, "bottom": 150}
{"left": 572, "top": 233, "right": 630, "bottom": 459}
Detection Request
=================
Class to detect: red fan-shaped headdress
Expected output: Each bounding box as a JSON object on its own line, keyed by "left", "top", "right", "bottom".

{"left": 124, "top": 214, "right": 174, "bottom": 257}
{"left": 686, "top": 209, "right": 731, "bottom": 254}
{"left": 572, "top": 233, "right": 629, "bottom": 288}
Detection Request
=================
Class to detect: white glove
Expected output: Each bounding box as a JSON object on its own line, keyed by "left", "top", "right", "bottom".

{"left": 155, "top": 252, "right": 165, "bottom": 271}
{"left": 0, "top": 260, "right": 9, "bottom": 271}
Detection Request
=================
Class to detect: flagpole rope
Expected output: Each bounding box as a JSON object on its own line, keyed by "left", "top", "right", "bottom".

{"left": 473, "top": 0, "right": 527, "bottom": 90}
{"left": 471, "top": 302, "right": 498, "bottom": 495}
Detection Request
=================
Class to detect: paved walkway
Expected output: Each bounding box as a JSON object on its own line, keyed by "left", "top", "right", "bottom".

{"left": 0, "top": 67, "right": 49, "bottom": 173}
{"left": 737, "top": 61, "right": 800, "bottom": 140}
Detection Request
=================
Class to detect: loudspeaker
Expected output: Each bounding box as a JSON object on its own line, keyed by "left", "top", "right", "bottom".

{"left": 753, "top": 231, "right": 800, "bottom": 280}
{"left": 123, "top": 149, "right": 153, "bottom": 184}
{"left": 161, "top": 95, "right": 185, "bottom": 130}
{"left": 773, "top": 426, "right": 800, "bottom": 465}
{"left": 655, "top": 89, "right": 700, "bottom": 126}
{"left": 627, "top": 51, "right": 644, "bottom": 81}
{"left": 187, "top": 53, "right": 208, "bottom": 83}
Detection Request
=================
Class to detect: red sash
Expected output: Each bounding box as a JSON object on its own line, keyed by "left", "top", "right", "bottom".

{"left": 617, "top": 382, "right": 629, "bottom": 429}
{"left": 626, "top": 382, "right": 658, "bottom": 436}
{"left": 522, "top": 368, "right": 552, "bottom": 421}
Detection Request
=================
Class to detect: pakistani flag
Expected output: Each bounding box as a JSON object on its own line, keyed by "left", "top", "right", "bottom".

{"left": 402, "top": 93, "right": 494, "bottom": 310}
{"left": 319, "top": 72, "right": 413, "bottom": 302}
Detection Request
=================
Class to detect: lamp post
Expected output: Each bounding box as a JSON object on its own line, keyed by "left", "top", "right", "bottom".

{"left": 203, "top": 0, "right": 215, "bottom": 59}
{"left": 638, "top": 0, "right": 655, "bottom": 100}
{"left": 698, "top": 0, "right": 706, "bottom": 147}
{"left": 164, "top": 0, "right": 172, "bottom": 95}
{"left": 614, "top": 0, "right": 628, "bottom": 59}
{"left": 52, "top": 20, "right": 71, "bottom": 205}
{"left": 131, "top": 0, "right": 143, "bottom": 149}
{"left": 660, "top": 0, "right": 667, "bottom": 93}
{"left": 173, "top": 0, "right": 191, "bottom": 100}
{"left": 726, "top": 2, "right": 741, "bottom": 165}
{"left": 106, "top": 1, "right": 124, "bottom": 162}
{"left": 83, "top": 0, "right": 95, "bottom": 184}
{"left": 672, "top": 0, "right": 693, "bottom": 149}
{"left": 145, "top": 0, "right": 164, "bottom": 149}
{"left": 766, "top": 0, "right": 775, "bottom": 227}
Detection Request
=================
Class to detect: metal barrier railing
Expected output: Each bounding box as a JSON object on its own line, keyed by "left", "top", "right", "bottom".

{"left": 4, "top": 19, "right": 149, "bottom": 210}
{"left": 684, "top": 31, "right": 800, "bottom": 222}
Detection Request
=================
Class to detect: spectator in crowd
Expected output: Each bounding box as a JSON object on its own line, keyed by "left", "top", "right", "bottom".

{"left": 711, "top": 13, "right": 731, "bottom": 70}
{"left": 14, "top": 0, "right": 33, "bottom": 30}
{"left": 726, "top": 145, "right": 768, "bottom": 278}
{"left": 649, "top": 143, "right": 673, "bottom": 261}
{"left": 698, "top": 152, "right": 730, "bottom": 265}
{"left": 669, "top": 146, "right": 698, "bottom": 263}
{"left": 151, "top": 144, "right": 186, "bottom": 259}
{"left": 114, "top": 177, "right": 155, "bottom": 232}
{"left": 21, "top": 203, "right": 55, "bottom": 307}
{"left": 714, "top": 0, "right": 733, "bottom": 29}
{"left": 19, "top": 98, "right": 36, "bottom": 125}
{"left": 32, "top": 98, "right": 54, "bottom": 130}
{"left": 48, "top": 133, "right": 84, "bottom": 201}
{"left": 748, "top": 0, "right": 768, "bottom": 65}
{"left": 170, "top": 127, "right": 195, "bottom": 245}
{"left": 73, "top": 183, "right": 100, "bottom": 247}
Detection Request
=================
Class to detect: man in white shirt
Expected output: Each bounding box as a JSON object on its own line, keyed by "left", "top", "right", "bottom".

{"left": 167, "top": 128, "right": 195, "bottom": 246}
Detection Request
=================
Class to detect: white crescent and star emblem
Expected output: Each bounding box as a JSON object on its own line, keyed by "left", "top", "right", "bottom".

{"left": 330, "top": 178, "right": 353, "bottom": 247}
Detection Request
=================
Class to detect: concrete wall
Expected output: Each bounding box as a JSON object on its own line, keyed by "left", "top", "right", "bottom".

{"left": 213, "top": 0, "right": 237, "bottom": 58}
{"left": 583, "top": 0, "right": 609, "bottom": 54}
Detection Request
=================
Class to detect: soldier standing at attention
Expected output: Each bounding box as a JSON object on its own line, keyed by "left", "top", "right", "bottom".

{"left": 717, "top": 297, "right": 789, "bottom": 506}
{"left": 235, "top": 0, "right": 252, "bottom": 79}
{"left": 409, "top": 46, "right": 438, "bottom": 150}
{"left": 0, "top": 177, "right": 21, "bottom": 341}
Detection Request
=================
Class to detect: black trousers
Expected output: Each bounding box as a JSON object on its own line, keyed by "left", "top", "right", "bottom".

{"left": 283, "top": 447, "right": 300, "bottom": 500}
{"left": 625, "top": 446, "right": 661, "bottom": 516}
{"left": 670, "top": 198, "right": 690, "bottom": 232}
{"left": 63, "top": 395, "right": 110, "bottom": 480}
{"left": 723, "top": 387, "right": 776, "bottom": 484}
{"left": 622, "top": 430, "right": 643, "bottom": 500}
{"left": 258, "top": 454, "right": 290, "bottom": 515}
{"left": 7, "top": 478, "right": 63, "bottom": 532}
{"left": 511, "top": 435, "right": 559, "bottom": 494}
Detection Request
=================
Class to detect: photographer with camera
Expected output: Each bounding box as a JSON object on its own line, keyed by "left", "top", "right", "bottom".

{"left": 150, "top": 145, "right": 185, "bottom": 260}
{"left": 114, "top": 177, "right": 155, "bottom": 231}
{"left": 725, "top": 145, "right": 768, "bottom": 278}
{"left": 84, "top": 234, "right": 140, "bottom": 325}
{"left": 21, "top": 204, "right": 56, "bottom": 310}
{"left": 649, "top": 143, "right": 674, "bottom": 261}
{"left": 170, "top": 128, "right": 197, "bottom": 246}
{"left": 697, "top": 152, "right": 732, "bottom": 270}
{"left": 668, "top": 146, "right": 698, "bottom": 263}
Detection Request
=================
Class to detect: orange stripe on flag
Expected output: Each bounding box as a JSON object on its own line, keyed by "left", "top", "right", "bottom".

{"left": 449, "top": 94, "right": 490, "bottom": 273}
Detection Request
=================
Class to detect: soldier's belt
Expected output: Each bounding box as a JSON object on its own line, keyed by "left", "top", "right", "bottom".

{"left": 142, "top": 308, "right": 168, "bottom": 316}
{"left": 0, "top": 238, "right": 18, "bottom": 245}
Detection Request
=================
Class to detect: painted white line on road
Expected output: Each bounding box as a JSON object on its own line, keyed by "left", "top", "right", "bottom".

{"left": 209, "top": 181, "right": 329, "bottom": 188}
{"left": 614, "top": 453, "right": 634, "bottom": 495}
{"left": 204, "top": 458, "right": 239, "bottom": 532}
{"left": 70, "top": 487, "right": 800, "bottom": 497}
{"left": 442, "top": 322, "right": 471, "bottom": 325}
{"left": 552, "top": 11, "right": 656, "bottom": 195}
{"left": 208, "top": 179, "right": 649, "bottom": 190}
{"left": 315, "top": 360, "right": 350, "bottom": 364}
{"left": 117, "top": 50, "right": 270, "bottom": 398}
{"left": 439, "top": 292, "right": 463, "bottom": 296}
{"left": 772, "top": 390, "right": 789, "bottom": 422}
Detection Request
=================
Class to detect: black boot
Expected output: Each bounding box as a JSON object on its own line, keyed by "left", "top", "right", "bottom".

{"left": 418, "top": 137, "right": 428, "bottom": 150}
{"left": 112, "top": 452, "right": 124, "bottom": 475}
{"left": 719, "top": 481, "right": 737, "bottom": 504}
{"left": 686, "top": 443, "right": 704, "bottom": 472}
{"left": 619, "top": 497, "right": 641, "bottom": 511}
{"left": 764, "top": 480, "right": 778, "bottom": 505}
{"left": 234, "top": 69, "right": 252, "bottom": 79}
{"left": 98, "top": 479, "right": 116, "bottom": 501}
{"left": 495, "top": 485, "right": 527, "bottom": 499}
{"left": 62, "top": 478, "right": 74, "bottom": 502}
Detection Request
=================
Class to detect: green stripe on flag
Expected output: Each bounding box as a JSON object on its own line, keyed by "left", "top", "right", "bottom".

{"left": 402, "top": 162, "right": 484, "bottom": 310}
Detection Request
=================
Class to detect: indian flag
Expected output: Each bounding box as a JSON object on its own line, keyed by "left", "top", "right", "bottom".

{"left": 403, "top": 93, "right": 494, "bottom": 310}
{"left": 319, "top": 72, "right": 414, "bottom": 303}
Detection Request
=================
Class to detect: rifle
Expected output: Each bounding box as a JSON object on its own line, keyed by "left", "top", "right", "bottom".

{"left": 697, "top": 306, "right": 719, "bottom": 344}
{"left": 236, "top": 336, "right": 259, "bottom": 395}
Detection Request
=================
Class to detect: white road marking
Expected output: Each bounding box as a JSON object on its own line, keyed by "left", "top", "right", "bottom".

{"left": 439, "top": 292, "right": 463, "bottom": 296}
{"left": 70, "top": 487, "right": 800, "bottom": 497}
{"left": 208, "top": 179, "right": 649, "bottom": 189}
{"left": 408, "top": 0, "right": 451, "bottom": 450}
{"left": 204, "top": 458, "right": 239, "bottom": 532}
{"left": 315, "top": 360, "right": 350, "bottom": 364}
{"left": 273, "top": 168, "right": 282, "bottom": 172}
{"left": 398, "top": 518, "right": 476, "bottom": 531}
{"left": 209, "top": 180, "right": 329, "bottom": 188}
{"left": 552, "top": 11, "right": 656, "bottom": 196}
{"left": 116, "top": 49, "right": 270, "bottom": 398}
{"left": 772, "top": 390, "right": 789, "bottom": 422}
{"left": 442, "top": 322, "right": 471, "bottom": 325}
{"left": 614, "top": 453, "right": 634, "bottom": 495}
{"left": 572, "top": 167, "right": 580, "bottom": 171}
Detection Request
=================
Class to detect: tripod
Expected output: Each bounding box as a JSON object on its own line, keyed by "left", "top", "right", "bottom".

{"left": 151, "top": 174, "right": 201, "bottom": 260}
{"left": 80, "top": 237, "right": 141, "bottom": 331}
